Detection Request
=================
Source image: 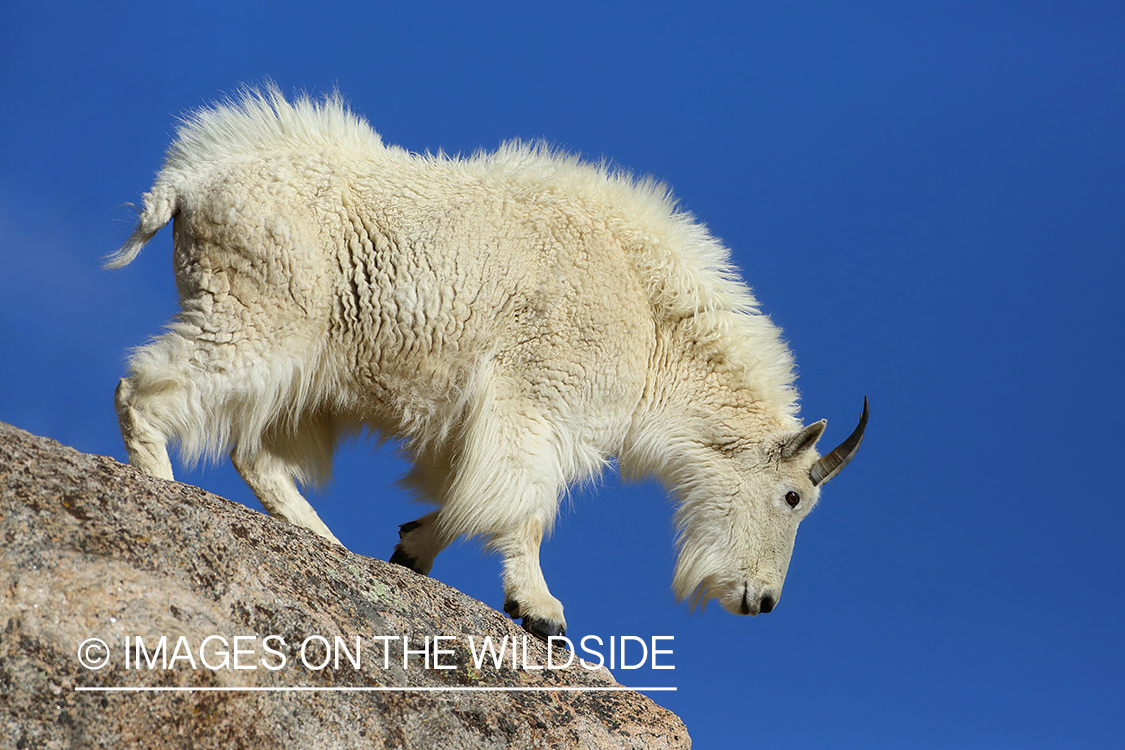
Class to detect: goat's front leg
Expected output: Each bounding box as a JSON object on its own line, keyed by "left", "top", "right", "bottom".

{"left": 496, "top": 516, "right": 566, "bottom": 639}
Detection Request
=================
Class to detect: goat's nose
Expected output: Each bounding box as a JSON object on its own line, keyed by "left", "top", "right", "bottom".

{"left": 739, "top": 586, "right": 779, "bottom": 615}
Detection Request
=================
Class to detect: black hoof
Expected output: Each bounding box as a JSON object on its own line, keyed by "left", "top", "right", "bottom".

{"left": 389, "top": 545, "right": 423, "bottom": 573}
{"left": 398, "top": 520, "right": 422, "bottom": 538}
{"left": 521, "top": 616, "right": 566, "bottom": 640}
{"left": 503, "top": 598, "right": 521, "bottom": 617}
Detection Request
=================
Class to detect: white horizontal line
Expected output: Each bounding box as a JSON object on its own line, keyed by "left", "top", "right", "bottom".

{"left": 75, "top": 686, "right": 676, "bottom": 693}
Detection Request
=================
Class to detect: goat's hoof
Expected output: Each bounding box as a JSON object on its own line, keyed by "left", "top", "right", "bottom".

{"left": 389, "top": 545, "right": 423, "bottom": 574}
{"left": 504, "top": 599, "right": 565, "bottom": 639}
{"left": 521, "top": 616, "right": 566, "bottom": 640}
{"left": 398, "top": 520, "right": 422, "bottom": 538}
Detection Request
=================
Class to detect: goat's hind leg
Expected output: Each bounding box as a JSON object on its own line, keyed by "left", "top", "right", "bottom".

{"left": 231, "top": 447, "right": 343, "bottom": 546}
{"left": 115, "top": 376, "right": 175, "bottom": 481}
{"left": 118, "top": 365, "right": 342, "bottom": 548}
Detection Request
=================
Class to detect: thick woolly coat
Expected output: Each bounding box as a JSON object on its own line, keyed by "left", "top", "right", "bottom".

{"left": 111, "top": 88, "right": 827, "bottom": 629}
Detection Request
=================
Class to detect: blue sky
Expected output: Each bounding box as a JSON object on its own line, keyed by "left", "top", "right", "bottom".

{"left": 2, "top": 1, "right": 1123, "bottom": 746}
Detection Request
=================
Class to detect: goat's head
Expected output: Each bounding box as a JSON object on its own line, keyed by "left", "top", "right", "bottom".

{"left": 673, "top": 398, "right": 868, "bottom": 616}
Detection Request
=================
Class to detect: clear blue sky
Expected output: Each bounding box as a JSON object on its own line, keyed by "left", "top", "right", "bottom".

{"left": 2, "top": 1, "right": 1122, "bottom": 746}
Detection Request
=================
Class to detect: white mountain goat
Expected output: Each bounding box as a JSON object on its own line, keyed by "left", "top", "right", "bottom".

{"left": 108, "top": 87, "right": 867, "bottom": 638}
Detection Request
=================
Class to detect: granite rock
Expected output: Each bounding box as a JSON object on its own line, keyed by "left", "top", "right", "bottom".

{"left": 0, "top": 422, "right": 690, "bottom": 749}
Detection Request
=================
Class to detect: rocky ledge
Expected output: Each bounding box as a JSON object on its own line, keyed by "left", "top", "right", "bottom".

{"left": 0, "top": 422, "right": 689, "bottom": 749}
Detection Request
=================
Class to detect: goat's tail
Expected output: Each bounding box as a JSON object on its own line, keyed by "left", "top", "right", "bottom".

{"left": 104, "top": 182, "right": 178, "bottom": 269}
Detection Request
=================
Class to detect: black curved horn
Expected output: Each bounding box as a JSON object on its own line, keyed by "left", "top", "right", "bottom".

{"left": 809, "top": 397, "right": 869, "bottom": 486}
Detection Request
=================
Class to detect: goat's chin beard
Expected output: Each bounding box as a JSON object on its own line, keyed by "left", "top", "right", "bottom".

{"left": 673, "top": 545, "right": 786, "bottom": 616}
{"left": 672, "top": 551, "right": 728, "bottom": 612}
{"left": 678, "top": 573, "right": 754, "bottom": 615}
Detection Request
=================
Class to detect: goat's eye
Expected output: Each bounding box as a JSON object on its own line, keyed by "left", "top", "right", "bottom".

{"left": 785, "top": 491, "right": 800, "bottom": 508}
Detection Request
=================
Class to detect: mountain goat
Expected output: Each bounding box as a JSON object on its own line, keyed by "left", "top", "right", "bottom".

{"left": 109, "top": 87, "right": 867, "bottom": 638}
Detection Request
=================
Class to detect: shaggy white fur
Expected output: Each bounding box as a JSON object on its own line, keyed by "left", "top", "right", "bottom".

{"left": 111, "top": 85, "right": 852, "bottom": 635}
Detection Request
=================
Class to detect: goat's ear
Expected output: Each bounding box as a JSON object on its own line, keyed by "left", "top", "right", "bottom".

{"left": 781, "top": 420, "right": 826, "bottom": 459}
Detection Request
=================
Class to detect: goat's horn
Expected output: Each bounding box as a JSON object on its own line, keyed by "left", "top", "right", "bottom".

{"left": 809, "top": 396, "right": 869, "bottom": 486}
